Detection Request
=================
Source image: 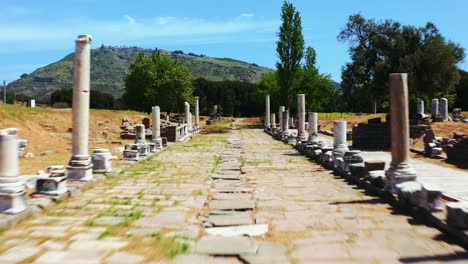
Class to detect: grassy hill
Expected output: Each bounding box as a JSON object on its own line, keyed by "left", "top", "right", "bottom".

{"left": 8, "top": 47, "right": 273, "bottom": 101}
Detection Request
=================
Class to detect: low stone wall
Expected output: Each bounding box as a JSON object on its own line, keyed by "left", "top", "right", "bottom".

{"left": 352, "top": 122, "right": 390, "bottom": 150}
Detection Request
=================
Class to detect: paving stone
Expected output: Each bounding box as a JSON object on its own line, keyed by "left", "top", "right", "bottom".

{"left": 209, "top": 199, "right": 255, "bottom": 210}
{"left": 0, "top": 245, "right": 41, "bottom": 263}
{"left": 195, "top": 236, "right": 258, "bottom": 255}
{"left": 68, "top": 239, "right": 128, "bottom": 251}
{"left": 33, "top": 250, "right": 108, "bottom": 264}
{"left": 174, "top": 254, "right": 242, "bottom": 264}
{"left": 207, "top": 212, "right": 253, "bottom": 226}
{"left": 134, "top": 211, "right": 186, "bottom": 228}
{"left": 212, "top": 193, "right": 252, "bottom": 200}
{"left": 106, "top": 252, "right": 145, "bottom": 263}
{"left": 94, "top": 216, "right": 126, "bottom": 226}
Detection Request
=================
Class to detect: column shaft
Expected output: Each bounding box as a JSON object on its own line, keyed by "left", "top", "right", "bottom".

{"left": 297, "top": 94, "right": 306, "bottom": 140}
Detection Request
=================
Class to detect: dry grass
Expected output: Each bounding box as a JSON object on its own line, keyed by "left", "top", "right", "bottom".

{"left": 0, "top": 104, "right": 149, "bottom": 174}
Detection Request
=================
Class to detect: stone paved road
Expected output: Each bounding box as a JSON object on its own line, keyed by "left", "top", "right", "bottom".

{"left": 0, "top": 120, "right": 467, "bottom": 263}
{"left": 239, "top": 126, "right": 467, "bottom": 263}
{"left": 0, "top": 133, "right": 227, "bottom": 263}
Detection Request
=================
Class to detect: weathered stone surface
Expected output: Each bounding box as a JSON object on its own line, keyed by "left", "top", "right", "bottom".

{"left": 94, "top": 216, "right": 126, "bottom": 226}
{"left": 205, "top": 224, "right": 268, "bottom": 237}
{"left": 34, "top": 250, "right": 108, "bottom": 264}
{"left": 0, "top": 245, "right": 41, "bottom": 263}
{"left": 68, "top": 239, "right": 128, "bottom": 251}
{"left": 207, "top": 212, "right": 253, "bottom": 226}
{"left": 195, "top": 236, "right": 258, "bottom": 255}
{"left": 209, "top": 200, "right": 255, "bottom": 210}
{"left": 135, "top": 211, "right": 186, "bottom": 228}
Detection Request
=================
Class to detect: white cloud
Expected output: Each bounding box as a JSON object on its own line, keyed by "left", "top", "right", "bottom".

{"left": 123, "top": 15, "right": 136, "bottom": 25}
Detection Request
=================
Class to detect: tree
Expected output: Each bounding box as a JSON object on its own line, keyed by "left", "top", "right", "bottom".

{"left": 276, "top": 0, "right": 304, "bottom": 108}
{"left": 294, "top": 47, "right": 335, "bottom": 112}
{"left": 123, "top": 52, "right": 194, "bottom": 113}
{"left": 338, "top": 14, "right": 465, "bottom": 112}
{"left": 455, "top": 70, "right": 468, "bottom": 110}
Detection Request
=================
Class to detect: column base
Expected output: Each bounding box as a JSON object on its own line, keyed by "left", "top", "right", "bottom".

{"left": 67, "top": 156, "right": 93, "bottom": 181}
{"left": 35, "top": 175, "right": 68, "bottom": 196}
{"left": 297, "top": 133, "right": 307, "bottom": 142}
{"left": 0, "top": 191, "right": 26, "bottom": 214}
{"left": 385, "top": 163, "right": 417, "bottom": 193}
{"left": 152, "top": 138, "right": 163, "bottom": 149}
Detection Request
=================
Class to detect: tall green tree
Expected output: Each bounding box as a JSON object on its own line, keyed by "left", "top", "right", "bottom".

{"left": 338, "top": 14, "right": 465, "bottom": 112}
{"left": 123, "top": 52, "right": 194, "bottom": 113}
{"left": 294, "top": 47, "right": 335, "bottom": 112}
{"left": 276, "top": 0, "right": 304, "bottom": 108}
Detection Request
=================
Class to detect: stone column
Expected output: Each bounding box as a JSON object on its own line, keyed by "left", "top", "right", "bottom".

{"left": 271, "top": 113, "right": 276, "bottom": 130}
{"left": 297, "top": 94, "right": 307, "bottom": 141}
{"left": 333, "top": 121, "right": 348, "bottom": 151}
{"left": 278, "top": 106, "right": 285, "bottom": 132}
{"left": 440, "top": 98, "right": 449, "bottom": 121}
{"left": 282, "top": 110, "right": 289, "bottom": 135}
{"left": 0, "top": 128, "right": 26, "bottom": 214}
{"left": 417, "top": 98, "right": 424, "bottom": 116}
{"left": 308, "top": 112, "right": 318, "bottom": 143}
{"left": 152, "top": 106, "right": 162, "bottom": 149}
{"left": 135, "top": 124, "right": 145, "bottom": 144}
{"left": 386, "top": 73, "right": 416, "bottom": 192}
{"left": 265, "top": 95, "right": 271, "bottom": 129}
{"left": 67, "top": 35, "right": 93, "bottom": 181}
{"left": 194, "top": 96, "right": 200, "bottom": 130}
{"left": 431, "top": 99, "right": 439, "bottom": 117}
{"left": 184, "top": 102, "right": 192, "bottom": 131}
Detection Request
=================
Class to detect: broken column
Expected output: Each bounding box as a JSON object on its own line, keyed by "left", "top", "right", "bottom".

{"left": 385, "top": 73, "right": 417, "bottom": 192}
{"left": 271, "top": 113, "right": 276, "bottom": 130}
{"left": 265, "top": 95, "right": 271, "bottom": 130}
{"left": 332, "top": 121, "right": 349, "bottom": 168}
{"left": 416, "top": 98, "right": 424, "bottom": 117}
{"left": 135, "top": 124, "right": 149, "bottom": 155}
{"left": 185, "top": 102, "right": 192, "bottom": 132}
{"left": 152, "top": 106, "right": 163, "bottom": 149}
{"left": 440, "top": 98, "right": 449, "bottom": 121}
{"left": 194, "top": 96, "right": 200, "bottom": 131}
{"left": 67, "top": 34, "right": 93, "bottom": 181}
{"left": 431, "top": 99, "right": 439, "bottom": 118}
{"left": 135, "top": 124, "right": 146, "bottom": 144}
{"left": 91, "top": 149, "right": 114, "bottom": 173}
{"left": 297, "top": 94, "right": 307, "bottom": 141}
{"left": 0, "top": 128, "right": 26, "bottom": 214}
{"left": 278, "top": 106, "right": 285, "bottom": 133}
{"left": 308, "top": 112, "right": 318, "bottom": 144}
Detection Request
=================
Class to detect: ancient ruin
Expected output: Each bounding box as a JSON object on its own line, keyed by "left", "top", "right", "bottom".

{"left": 67, "top": 35, "right": 93, "bottom": 182}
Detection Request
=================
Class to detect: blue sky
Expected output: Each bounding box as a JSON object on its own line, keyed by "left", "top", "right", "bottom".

{"left": 1, "top": 0, "right": 467, "bottom": 83}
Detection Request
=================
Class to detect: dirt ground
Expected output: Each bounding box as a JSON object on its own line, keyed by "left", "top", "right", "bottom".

{"left": 0, "top": 104, "right": 149, "bottom": 175}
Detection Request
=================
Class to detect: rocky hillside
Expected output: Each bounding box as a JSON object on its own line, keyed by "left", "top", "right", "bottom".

{"left": 8, "top": 46, "right": 273, "bottom": 100}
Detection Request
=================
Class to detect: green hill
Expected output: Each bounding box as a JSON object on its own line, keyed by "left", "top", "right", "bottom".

{"left": 8, "top": 46, "right": 273, "bottom": 100}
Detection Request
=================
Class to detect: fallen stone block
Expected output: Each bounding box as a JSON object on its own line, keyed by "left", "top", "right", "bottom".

{"left": 368, "top": 170, "right": 386, "bottom": 189}
{"left": 419, "top": 183, "right": 443, "bottom": 211}
{"left": 364, "top": 160, "right": 385, "bottom": 172}
{"left": 396, "top": 181, "right": 422, "bottom": 206}
{"left": 446, "top": 202, "right": 468, "bottom": 229}
{"left": 205, "top": 224, "right": 268, "bottom": 237}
